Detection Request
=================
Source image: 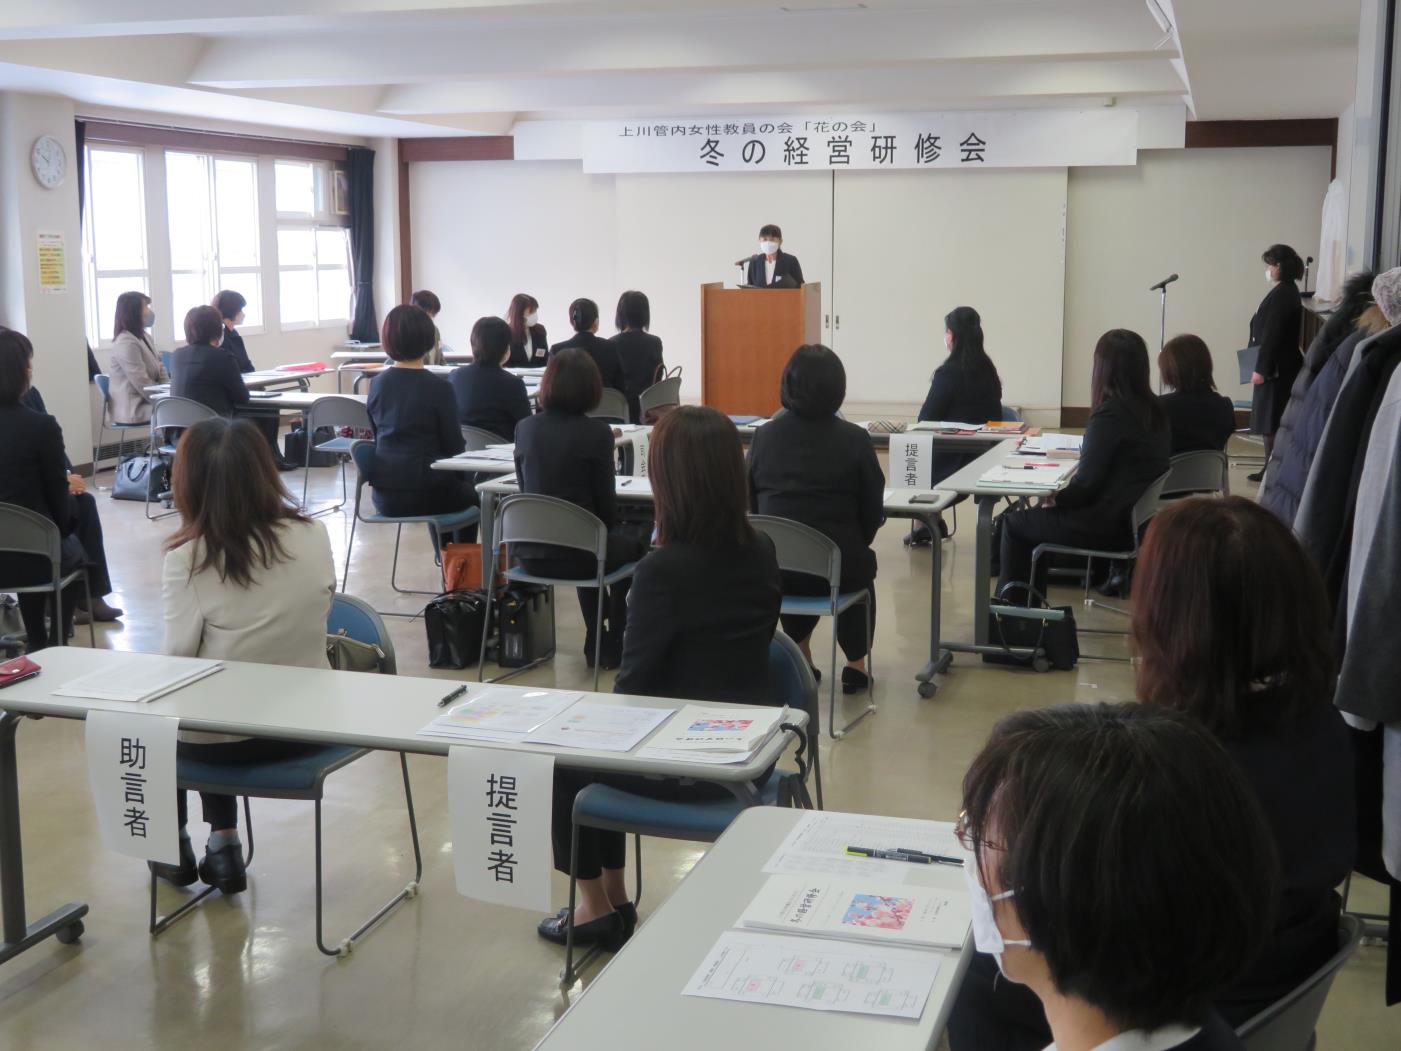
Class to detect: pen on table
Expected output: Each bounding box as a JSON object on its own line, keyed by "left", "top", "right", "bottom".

{"left": 438, "top": 684, "right": 469, "bottom": 708}
{"left": 619, "top": 478, "right": 632, "bottom": 487}
{"left": 845, "top": 845, "right": 964, "bottom": 866}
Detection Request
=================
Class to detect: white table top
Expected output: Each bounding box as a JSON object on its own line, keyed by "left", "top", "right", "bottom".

{"left": 146, "top": 368, "right": 329, "bottom": 396}
{"left": 332, "top": 349, "right": 388, "bottom": 362}
{"left": 6, "top": 648, "right": 801, "bottom": 785}
{"left": 935, "top": 440, "right": 1075, "bottom": 497}
{"left": 534, "top": 807, "right": 971, "bottom": 1051}
{"left": 243, "top": 390, "right": 368, "bottom": 410}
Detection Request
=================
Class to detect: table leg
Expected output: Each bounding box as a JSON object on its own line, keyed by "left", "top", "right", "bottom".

{"left": 478, "top": 488, "right": 498, "bottom": 564}
{"left": 0, "top": 713, "right": 89, "bottom": 965}
{"left": 973, "top": 496, "right": 994, "bottom": 646}
{"left": 914, "top": 513, "right": 953, "bottom": 699}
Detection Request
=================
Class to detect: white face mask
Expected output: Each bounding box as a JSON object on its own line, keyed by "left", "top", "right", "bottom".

{"left": 944, "top": 330, "right": 954, "bottom": 351}
{"left": 525, "top": 312, "right": 539, "bottom": 327}
{"left": 760, "top": 240, "right": 779, "bottom": 255}
{"left": 962, "top": 849, "right": 1031, "bottom": 979}
{"left": 143, "top": 310, "right": 155, "bottom": 328}
{"left": 1265, "top": 268, "right": 1277, "bottom": 285}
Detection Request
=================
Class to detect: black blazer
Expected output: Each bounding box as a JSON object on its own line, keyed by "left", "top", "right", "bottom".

{"left": 170, "top": 342, "right": 250, "bottom": 418}
{"left": 222, "top": 326, "right": 255, "bottom": 374}
{"left": 0, "top": 402, "right": 73, "bottom": 536}
{"left": 610, "top": 330, "right": 665, "bottom": 423}
{"left": 1054, "top": 397, "right": 1171, "bottom": 541}
{"left": 1160, "top": 390, "right": 1237, "bottom": 454}
{"left": 549, "top": 331, "right": 626, "bottom": 392}
{"left": 366, "top": 366, "right": 465, "bottom": 491}
{"left": 507, "top": 324, "right": 549, "bottom": 368}
{"left": 512, "top": 410, "right": 617, "bottom": 561}
{"left": 919, "top": 361, "right": 1003, "bottom": 482}
{"left": 449, "top": 362, "right": 532, "bottom": 441}
{"left": 746, "top": 250, "right": 805, "bottom": 288}
{"left": 747, "top": 412, "right": 884, "bottom": 587}
{"left": 1249, "top": 282, "right": 1304, "bottom": 434}
{"left": 615, "top": 533, "right": 782, "bottom": 704}
{"left": 22, "top": 388, "right": 72, "bottom": 471}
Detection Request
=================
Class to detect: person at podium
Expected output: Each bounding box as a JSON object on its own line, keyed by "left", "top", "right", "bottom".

{"left": 745, "top": 224, "right": 805, "bottom": 288}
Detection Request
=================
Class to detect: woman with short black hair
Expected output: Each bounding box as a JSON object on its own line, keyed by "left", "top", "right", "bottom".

{"left": 410, "top": 289, "right": 447, "bottom": 365}
{"left": 211, "top": 289, "right": 254, "bottom": 373}
{"left": 449, "top": 316, "right": 532, "bottom": 440}
{"left": 748, "top": 344, "right": 884, "bottom": 691}
{"left": 171, "top": 305, "right": 250, "bottom": 418}
{"left": 1246, "top": 244, "right": 1306, "bottom": 479}
{"left": 746, "top": 223, "right": 805, "bottom": 287}
{"left": 610, "top": 290, "right": 665, "bottom": 423}
{"left": 505, "top": 292, "right": 549, "bottom": 366}
{"left": 1158, "top": 334, "right": 1236, "bottom": 453}
{"left": 549, "top": 297, "right": 626, "bottom": 394}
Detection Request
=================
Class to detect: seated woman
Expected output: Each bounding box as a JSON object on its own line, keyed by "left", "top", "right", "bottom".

{"left": 998, "top": 329, "right": 1169, "bottom": 601}
{"left": 212, "top": 290, "right": 255, "bottom": 373}
{"left": 366, "top": 304, "right": 475, "bottom": 540}
{"left": 539, "top": 405, "right": 782, "bottom": 949}
{"left": 609, "top": 290, "right": 665, "bottom": 423}
{"left": 1158, "top": 334, "right": 1237, "bottom": 454}
{"left": 410, "top": 289, "right": 447, "bottom": 365}
{"left": 549, "top": 298, "right": 626, "bottom": 396}
{"left": 748, "top": 344, "right": 884, "bottom": 692}
{"left": 105, "top": 290, "right": 167, "bottom": 426}
{"left": 449, "top": 316, "right": 532, "bottom": 441}
{"left": 506, "top": 292, "right": 549, "bottom": 366}
{"left": 907, "top": 306, "right": 1003, "bottom": 545}
{"left": 954, "top": 702, "right": 1278, "bottom": 1051}
{"left": 154, "top": 417, "right": 335, "bottom": 896}
{"left": 171, "top": 305, "right": 251, "bottom": 418}
{"left": 513, "top": 349, "right": 644, "bottom": 668}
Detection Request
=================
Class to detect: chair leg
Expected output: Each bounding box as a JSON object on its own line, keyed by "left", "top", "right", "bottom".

{"left": 592, "top": 581, "right": 606, "bottom": 692}
{"left": 478, "top": 572, "right": 495, "bottom": 682}
{"left": 387, "top": 523, "right": 441, "bottom": 598}
{"left": 342, "top": 510, "right": 358, "bottom": 592}
{"left": 151, "top": 797, "right": 254, "bottom": 937}
{"left": 561, "top": 816, "right": 583, "bottom": 991}
{"left": 51, "top": 583, "right": 65, "bottom": 647}
{"left": 82, "top": 575, "right": 95, "bottom": 648}
{"left": 827, "top": 610, "right": 840, "bottom": 740}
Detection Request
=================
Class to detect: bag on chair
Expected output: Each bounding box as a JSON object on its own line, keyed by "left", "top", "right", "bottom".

{"left": 641, "top": 365, "right": 683, "bottom": 425}
{"left": 111, "top": 454, "right": 171, "bottom": 502}
{"left": 775, "top": 722, "right": 816, "bottom": 810}
{"left": 982, "top": 582, "right": 1079, "bottom": 671}
{"left": 325, "top": 630, "right": 387, "bottom": 674}
{"left": 424, "top": 590, "right": 491, "bottom": 669}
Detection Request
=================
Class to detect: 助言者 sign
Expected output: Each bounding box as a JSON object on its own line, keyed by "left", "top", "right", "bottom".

{"left": 582, "top": 110, "right": 1138, "bottom": 174}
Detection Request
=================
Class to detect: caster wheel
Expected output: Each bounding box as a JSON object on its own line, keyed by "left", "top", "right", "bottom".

{"left": 55, "top": 921, "right": 84, "bottom": 945}
{"left": 1032, "top": 656, "right": 1051, "bottom": 673}
{"left": 917, "top": 682, "right": 939, "bottom": 699}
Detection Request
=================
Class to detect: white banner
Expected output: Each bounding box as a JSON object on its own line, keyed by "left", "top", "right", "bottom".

{"left": 448, "top": 745, "right": 554, "bottom": 911}
{"left": 583, "top": 110, "right": 1137, "bottom": 174}
{"left": 85, "top": 710, "right": 181, "bottom": 864}
{"left": 890, "top": 432, "right": 935, "bottom": 491}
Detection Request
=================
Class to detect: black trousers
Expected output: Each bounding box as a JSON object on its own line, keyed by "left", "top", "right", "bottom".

{"left": 1, "top": 532, "right": 86, "bottom": 650}
{"left": 71, "top": 491, "right": 113, "bottom": 596}
{"left": 779, "top": 570, "right": 876, "bottom": 662}
{"left": 236, "top": 405, "right": 286, "bottom": 464}
{"left": 174, "top": 739, "right": 326, "bottom": 830}
{"left": 997, "top": 507, "right": 1128, "bottom": 600}
{"left": 517, "top": 530, "right": 647, "bottom": 644}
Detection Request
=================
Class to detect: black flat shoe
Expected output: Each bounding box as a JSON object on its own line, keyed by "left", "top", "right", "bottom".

{"left": 537, "top": 908, "right": 624, "bottom": 950}
{"left": 1246, "top": 470, "right": 1265, "bottom": 483}
{"left": 197, "top": 843, "right": 247, "bottom": 895}
{"left": 149, "top": 834, "right": 198, "bottom": 887}
{"left": 551, "top": 901, "right": 638, "bottom": 940}
{"left": 903, "top": 525, "right": 933, "bottom": 548}
{"left": 841, "top": 667, "right": 871, "bottom": 694}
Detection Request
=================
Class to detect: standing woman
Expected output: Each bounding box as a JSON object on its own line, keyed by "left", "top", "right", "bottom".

{"left": 1247, "top": 244, "right": 1305, "bottom": 481}
{"left": 105, "top": 290, "right": 167, "bottom": 425}
{"left": 505, "top": 293, "right": 549, "bottom": 366}
{"left": 212, "top": 290, "right": 255, "bottom": 373}
{"left": 610, "top": 290, "right": 665, "bottom": 423}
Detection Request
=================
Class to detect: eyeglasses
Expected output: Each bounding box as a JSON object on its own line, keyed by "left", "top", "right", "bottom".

{"left": 954, "top": 809, "right": 1003, "bottom": 853}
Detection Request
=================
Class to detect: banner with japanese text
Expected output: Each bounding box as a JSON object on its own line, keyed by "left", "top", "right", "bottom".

{"left": 85, "top": 710, "right": 181, "bottom": 864}
{"left": 448, "top": 745, "right": 554, "bottom": 911}
{"left": 583, "top": 109, "right": 1137, "bottom": 174}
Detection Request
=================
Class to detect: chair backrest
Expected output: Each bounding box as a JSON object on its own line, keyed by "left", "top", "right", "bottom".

{"left": 306, "top": 395, "right": 371, "bottom": 434}
{"left": 1161, "top": 450, "right": 1230, "bottom": 498}
{"left": 0, "top": 503, "right": 61, "bottom": 565}
{"left": 150, "top": 396, "right": 219, "bottom": 433}
{"left": 999, "top": 404, "right": 1022, "bottom": 423}
{"left": 750, "top": 514, "right": 841, "bottom": 588}
{"left": 1236, "top": 915, "right": 1363, "bottom": 1051}
{"left": 495, "top": 493, "right": 607, "bottom": 560}
{"left": 95, "top": 373, "right": 111, "bottom": 404}
{"left": 767, "top": 631, "right": 818, "bottom": 747}
{"left": 1129, "top": 470, "right": 1172, "bottom": 549}
{"left": 638, "top": 376, "right": 681, "bottom": 416}
{"left": 327, "top": 592, "right": 397, "bottom": 675}
{"left": 160, "top": 350, "right": 175, "bottom": 375}
{"left": 461, "top": 425, "right": 506, "bottom": 451}
{"left": 588, "top": 388, "right": 629, "bottom": 422}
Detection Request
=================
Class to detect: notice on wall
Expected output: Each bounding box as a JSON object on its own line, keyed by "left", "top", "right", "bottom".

{"left": 84, "top": 710, "right": 181, "bottom": 865}
{"left": 448, "top": 745, "right": 554, "bottom": 911}
{"left": 36, "top": 231, "right": 66, "bottom": 294}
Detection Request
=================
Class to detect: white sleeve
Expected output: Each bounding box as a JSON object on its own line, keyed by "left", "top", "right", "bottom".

{"left": 161, "top": 544, "right": 206, "bottom": 657}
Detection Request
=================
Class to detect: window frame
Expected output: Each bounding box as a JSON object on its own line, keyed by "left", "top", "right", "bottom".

{"left": 82, "top": 144, "right": 151, "bottom": 349}
{"left": 275, "top": 159, "right": 351, "bottom": 331}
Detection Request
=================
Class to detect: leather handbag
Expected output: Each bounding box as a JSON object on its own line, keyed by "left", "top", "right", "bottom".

{"left": 111, "top": 454, "right": 171, "bottom": 502}
{"left": 982, "top": 582, "right": 1079, "bottom": 671}
{"left": 325, "top": 630, "right": 387, "bottom": 674}
{"left": 424, "top": 590, "right": 491, "bottom": 669}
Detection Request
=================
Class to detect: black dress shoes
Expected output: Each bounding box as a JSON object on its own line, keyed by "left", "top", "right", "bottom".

{"left": 149, "top": 833, "right": 198, "bottom": 887}
{"left": 198, "top": 843, "right": 248, "bottom": 895}
{"left": 537, "top": 908, "right": 625, "bottom": 950}
{"left": 841, "top": 666, "right": 871, "bottom": 695}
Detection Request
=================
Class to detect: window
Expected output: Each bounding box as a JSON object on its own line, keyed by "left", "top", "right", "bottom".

{"left": 276, "top": 161, "right": 350, "bottom": 327}
{"left": 165, "top": 151, "right": 262, "bottom": 341}
{"left": 82, "top": 147, "right": 149, "bottom": 346}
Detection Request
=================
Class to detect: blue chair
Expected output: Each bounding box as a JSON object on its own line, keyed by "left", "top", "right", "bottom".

{"left": 144, "top": 396, "right": 218, "bottom": 520}
{"left": 160, "top": 350, "right": 175, "bottom": 376}
{"left": 0, "top": 503, "right": 95, "bottom": 648}
{"left": 750, "top": 515, "right": 875, "bottom": 739}
{"left": 298, "top": 395, "right": 371, "bottom": 516}
{"left": 343, "top": 440, "right": 481, "bottom": 614}
{"left": 560, "top": 631, "right": 819, "bottom": 988}
{"left": 149, "top": 593, "right": 422, "bottom": 958}
{"left": 91, "top": 374, "right": 148, "bottom": 488}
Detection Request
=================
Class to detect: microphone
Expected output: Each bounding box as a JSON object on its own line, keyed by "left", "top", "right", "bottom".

{"left": 735, "top": 254, "right": 758, "bottom": 267}
{"left": 1148, "top": 273, "right": 1179, "bottom": 292}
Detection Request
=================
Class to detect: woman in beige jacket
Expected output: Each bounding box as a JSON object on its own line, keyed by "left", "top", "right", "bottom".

{"left": 105, "top": 291, "right": 167, "bottom": 424}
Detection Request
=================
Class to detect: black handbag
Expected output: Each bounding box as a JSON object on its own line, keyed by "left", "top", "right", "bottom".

{"left": 111, "top": 454, "right": 171, "bottom": 502}
{"left": 982, "top": 582, "right": 1079, "bottom": 671}
{"left": 774, "top": 722, "right": 816, "bottom": 810}
{"left": 424, "top": 590, "right": 492, "bottom": 669}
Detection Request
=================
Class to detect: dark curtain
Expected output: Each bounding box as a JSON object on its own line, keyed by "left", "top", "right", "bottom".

{"left": 345, "top": 147, "right": 378, "bottom": 343}
{"left": 74, "top": 120, "right": 101, "bottom": 379}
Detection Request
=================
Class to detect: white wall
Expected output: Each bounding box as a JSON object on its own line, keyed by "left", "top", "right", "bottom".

{"left": 1063, "top": 146, "right": 1332, "bottom": 406}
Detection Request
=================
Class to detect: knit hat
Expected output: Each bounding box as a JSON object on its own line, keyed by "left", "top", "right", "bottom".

{"left": 1372, "top": 267, "right": 1401, "bottom": 325}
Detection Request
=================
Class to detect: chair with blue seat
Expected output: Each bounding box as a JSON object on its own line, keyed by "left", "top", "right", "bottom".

{"left": 560, "top": 630, "right": 819, "bottom": 988}
{"left": 750, "top": 514, "right": 875, "bottom": 740}
{"left": 342, "top": 440, "right": 481, "bottom": 614}
{"left": 160, "top": 350, "right": 175, "bottom": 376}
{"left": 0, "top": 503, "right": 95, "bottom": 648}
{"left": 298, "top": 395, "right": 372, "bottom": 516}
{"left": 477, "top": 493, "right": 639, "bottom": 689}
{"left": 144, "top": 397, "right": 218, "bottom": 520}
{"left": 149, "top": 593, "right": 422, "bottom": 957}
{"left": 91, "top": 374, "right": 148, "bottom": 488}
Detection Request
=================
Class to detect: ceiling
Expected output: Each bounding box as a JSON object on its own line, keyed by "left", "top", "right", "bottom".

{"left": 0, "top": 0, "right": 1363, "bottom": 140}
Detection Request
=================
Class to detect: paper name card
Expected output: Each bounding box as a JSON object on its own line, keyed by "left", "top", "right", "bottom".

{"left": 889, "top": 432, "right": 935, "bottom": 491}
{"left": 448, "top": 745, "right": 553, "bottom": 911}
{"left": 85, "top": 710, "right": 181, "bottom": 865}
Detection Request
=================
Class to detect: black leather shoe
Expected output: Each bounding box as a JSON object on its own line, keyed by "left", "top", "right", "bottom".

{"left": 1246, "top": 470, "right": 1265, "bottom": 483}
{"left": 197, "top": 843, "right": 247, "bottom": 895}
{"left": 149, "top": 834, "right": 198, "bottom": 887}
{"left": 841, "top": 666, "right": 871, "bottom": 694}
{"left": 808, "top": 664, "right": 822, "bottom": 685}
{"left": 903, "top": 524, "right": 933, "bottom": 548}
{"left": 537, "top": 908, "right": 624, "bottom": 950}
{"left": 616, "top": 901, "right": 638, "bottom": 940}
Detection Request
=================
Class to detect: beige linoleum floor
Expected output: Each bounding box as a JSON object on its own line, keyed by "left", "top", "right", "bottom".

{"left": 1, "top": 441, "right": 1393, "bottom": 1050}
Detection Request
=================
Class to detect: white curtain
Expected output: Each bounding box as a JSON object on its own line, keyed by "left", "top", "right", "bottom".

{"left": 1316, "top": 177, "right": 1348, "bottom": 302}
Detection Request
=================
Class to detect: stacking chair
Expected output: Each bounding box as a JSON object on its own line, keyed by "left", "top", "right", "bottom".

{"left": 587, "top": 388, "right": 629, "bottom": 424}
{"left": 560, "top": 631, "right": 819, "bottom": 989}
{"left": 637, "top": 375, "right": 681, "bottom": 423}
{"left": 750, "top": 515, "right": 875, "bottom": 740}
{"left": 1236, "top": 915, "right": 1363, "bottom": 1051}
{"left": 478, "top": 493, "right": 639, "bottom": 689}
{"left": 91, "top": 374, "right": 148, "bottom": 488}
{"left": 160, "top": 350, "right": 175, "bottom": 376}
{"left": 1160, "top": 449, "right": 1230, "bottom": 499}
{"left": 342, "top": 441, "right": 480, "bottom": 612}
{"left": 1231, "top": 399, "right": 1267, "bottom": 470}
{"left": 145, "top": 397, "right": 218, "bottom": 520}
{"left": 298, "top": 395, "right": 372, "bottom": 516}
{"left": 461, "top": 425, "right": 507, "bottom": 450}
{"left": 150, "top": 593, "right": 422, "bottom": 958}
{"left": 0, "top": 504, "right": 95, "bottom": 648}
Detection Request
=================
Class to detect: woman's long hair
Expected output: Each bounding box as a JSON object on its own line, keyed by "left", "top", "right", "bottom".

{"left": 943, "top": 306, "right": 1000, "bottom": 387}
{"left": 113, "top": 291, "right": 152, "bottom": 348}
{"left": 650, "top": 406, "right": 754, "bottom": 548}
{"left": 506, "top": 293, "right": 538, "bottom": 347}
{"left": 1090, "top": 328, "right": 1165, "bottom": 432}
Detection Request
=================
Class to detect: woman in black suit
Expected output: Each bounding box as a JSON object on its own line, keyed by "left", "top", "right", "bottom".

{"left": 549, "top": 299, "right": 626, "bottom": 394}
{"left": 1247, "top": 244, "right": 1305, "bottom": 480}
{"left": 449, "top": 316, "right": 532, "bottom": 441}
{"left": 748, "top": 345, "right": 884, "bottom": 693}
{"left": 609, "top": 290, "right": 665, "bottom": 423}
{"left": 745, "top": 223, "right": 805, "bottom": 287}
{"left": 539, "top": 405, "right": 782, "bottom": 951}
{"left": 998, "top": 329, "right": 1170, "bottom": 601}
{"left": 212, "top": 290, "right": 255, "bottom": 373}
{"left": 513, "top": 349, "right": 645, "bottom": 668}
{"left": 171, "top": 306, "right": 252, "bottom": 418}
{"left": 505, "top": 292, "right": 549, "bottom": 367}
{"left": 1158, "top": 334, "right": 1237, "bottom": 454}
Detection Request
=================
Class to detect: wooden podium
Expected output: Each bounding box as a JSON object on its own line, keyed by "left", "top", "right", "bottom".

{"left": 700, "top": 282, "right": 822, "bottom": 416}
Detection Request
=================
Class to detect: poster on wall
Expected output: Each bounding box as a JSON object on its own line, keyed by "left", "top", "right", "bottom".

{"left": 36, "top": 231, "right": 66, "bottom": 294}
{"left": 583, "top": 109, "right": 1138, "bottom": 174}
